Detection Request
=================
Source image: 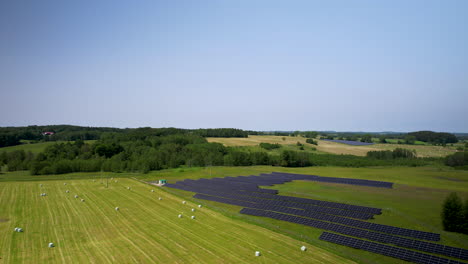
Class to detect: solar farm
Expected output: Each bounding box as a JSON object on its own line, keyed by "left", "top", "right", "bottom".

{"left": 165, "top": 171, "right": 468, "bottom": 264}
{"left": 1, "top": 166, "right": 467, "bottom": 263}
{"left": 322, "top": 139, "right": 375, "bottom": 146}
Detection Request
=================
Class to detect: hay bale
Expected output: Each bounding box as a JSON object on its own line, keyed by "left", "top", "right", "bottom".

{"left": 191, "top": 215, "right": 195, "bottom": 219}
{"left": 48, "top": 242, "right": 54, "bottom": 248}
{"left": 127, "top": 187, "right": 131, "bottom": 190}
{"left": 81, "top": 199, "right": 85, "bottom": 202}
{"left": 74, "top": 195, "right": 79, "bottom": 198}
{"left": 178, "top": 214, "right": 183, "bottom": 218}
{"left": 182, "top": 201, "right": 186, "bottom": 204}
{"left": 255, "top": 251, "right": 261, "bottom": 257}
{"left": 151, "top": 189, "right": 154, "bottom": 192}
{"left": 40, "top": 184, "right": 43, "bottom": 187}
{"left": 158, "top": 197, "right": 162, "bottom": 200}
{"left": 66, "top": 190, "right": 69, "bottom": 193}
{"left": 115, "top": 207, "right": 119, "bottom": 211}
{"left": 64, "top": 183, "right": 67, "bottom": 185}
{"left": 14, "top": 227, "right": 18, "bottom": 232}
{"left": 198, "top": 204, "right": 202, "bottom": 208}
{"left": 301, "top": 246, "right": 307, "bottom": 251}
{"left": 191, "top": 208, "right": 195, "bottom": 212}
{"left": 17, "top": 228, "right": 23, "bottom": 232}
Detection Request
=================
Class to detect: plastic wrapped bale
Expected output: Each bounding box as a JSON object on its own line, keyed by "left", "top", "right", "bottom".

{"left": 48, "top": 242, "right": 54, "bottom": 248}
{"left": 191, "top": 216, "right": 195, "bottom": 219}
{"left": 64, "top": 183, "right": 67, "bottom": 185}
{"left": 74, "top": 195, "right": 79, "bottom": 198}
{"left": 43, "top": 193, "right": 47, "bottom": 196}
{"left": 151, "top": 189, "right": 154, "bottom": 192}
{"left": 81, "top": 199, "right": 85, "bottom": 202}
{"left": 198, "top": 205, "right": 202, "bottom": 208}
{"left": 191, "top": 208, "right": 195, "bottom": 212}
{"left": 301, "top": 246, "right": 307, "bottom": 251}
{"left": 127, "top": 187, "right": 131, "bottom": 190}
{"left": 14, "top": 227, "right": 18, "bottom": 232}
{"left": 115, "top": 207, "right": 119, "bottom": 211}
{"left": 17, "top": 228, "right": 23, "bottom": 232}
{"left": 66, "top": 190, "right": 69, "bottom": 193}
{"left": 182, "top": 201, "right": 186, "bottom": 204}
{"left": 255, "top": 251, "right": 261, "bottom": 257}
{"left": 40, "top": 184, "right": 43, "bottom": 187}
{"left": 158, "top": 197, "right": 162, "bottom": 200}
{"left": 178, "top": 214, "right": 183, "bottom": 218}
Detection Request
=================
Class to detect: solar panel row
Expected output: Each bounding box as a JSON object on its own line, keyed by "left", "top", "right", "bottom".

{"left": 320, "top": 232, "right": 467, "bottom": 264}
{"left": 322, "top": 139, "right": 375, "bottom": 146}
{"left": 269, "top": 172, "right": 393, "bottom": 188}
{"left": 193, "top": 191, "right": 374, "bottom": 219}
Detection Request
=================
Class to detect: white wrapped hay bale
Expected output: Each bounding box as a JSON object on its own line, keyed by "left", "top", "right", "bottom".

{"left": 17, "top": 228, "right": 23, "bottom": 232}
{"left": 178, "top": 214, "right": 183, "bottom": 218}
{"left": 66, "top": 190, "right": 69, "bottom": 193}
{"left": 182, "top": 201, "right": 186, "bottom": 204}
{"left": 191, "top": 215, "right": 195, "bottom": 219}
{"left": 40, "top": 184, "right": 43, "bottom": 187}
{"left": 158, "top": 197, "right": 162, "bottom": 200}
{"left": 151, "top": 189, "right": 154, "bottom": 192}
{"left": 74, "top": 195, "right": 79, "bottom": 198}
{"left": 301, "top": 246, "right": 307, "bottom": 251}
{"left": 81, "top": 199, "right": 85, "bottom": 202}
{"left": 48, "top": 242, "right": 54, "bottom": 248}
{"left": 255, "top": 251, "right": 261, "bottom": 257}
{"left": 127, "top": 187, "right": 131, "bottom": 190}
{"left": 198, "top": 204, "right": 202, "bottom": 208}
{"left": 191, "top": 208, "right": 195, "bottom": 212}
{"left": 115, "top": 207, "right": 119, "bottom": 211}
{"left": 64, "top": 183, "right": 67, "bottom": 185}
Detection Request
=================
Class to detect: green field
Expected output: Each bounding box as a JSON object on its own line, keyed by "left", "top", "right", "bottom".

{"left": 2, "top": 166, "right": 468, "bottom": 263}
{"left": 0, "top": 176, "right": 350, "bottom": 264}
{"left": 0, "top": 140, "right": 96, "bottom": 154}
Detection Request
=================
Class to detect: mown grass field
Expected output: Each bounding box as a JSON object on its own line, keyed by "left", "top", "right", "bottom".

{"left": 207, "top": 135, "right": 458, "bottom": 157}
{"left": 0, "top": 140, "right": 96, "bottom": 154}
{"left": 0, "top": 176, "right": 351, "bottom": 264}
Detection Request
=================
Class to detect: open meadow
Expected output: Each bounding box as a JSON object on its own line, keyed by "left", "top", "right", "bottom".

{"left": 0, "top": 175, "right": 350, "bottom": 264}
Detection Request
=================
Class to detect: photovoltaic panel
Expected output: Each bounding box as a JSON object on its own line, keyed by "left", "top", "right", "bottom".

{"left": 319, "top": 232, "right": 467, "bottom": 264}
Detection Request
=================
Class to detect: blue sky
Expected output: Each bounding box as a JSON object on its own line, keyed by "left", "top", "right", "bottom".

{"left": 1, "top": 0, "right": 467, "bottom": 132}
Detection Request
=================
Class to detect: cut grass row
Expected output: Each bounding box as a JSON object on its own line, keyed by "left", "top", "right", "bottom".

{"left": 0, "top": 177, "right": 350, "bottom": 264}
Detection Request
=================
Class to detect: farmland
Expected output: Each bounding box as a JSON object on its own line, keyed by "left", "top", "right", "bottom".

{"left": 0, "top": 176, "right": 349, "bottom": 264}
{"left": 207, "top": 135, "right": 458, "bottom": 157}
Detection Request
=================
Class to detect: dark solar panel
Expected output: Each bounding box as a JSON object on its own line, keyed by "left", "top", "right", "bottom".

{"left": 319, "top": 232, "right": 467, "bottom": 264}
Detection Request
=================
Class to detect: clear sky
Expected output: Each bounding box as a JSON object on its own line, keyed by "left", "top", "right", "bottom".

{"left": 1, "top": 0, "right": 467, "bottom": 132}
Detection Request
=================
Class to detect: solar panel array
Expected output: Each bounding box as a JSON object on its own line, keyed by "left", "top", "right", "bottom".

{"left": 239, "top": 208, "right": 466, "bottom": 262}
{"left": 268, "top": 172, "right": 393, "bottom": 188}
{"left": 322, "top": 139, "right": 375, "bottom": 146}
{"left": 320, "top": 232, "right": 467, "bottom": 264}
{"left": 163, "top": 172, "right": 468, "bottom": 262}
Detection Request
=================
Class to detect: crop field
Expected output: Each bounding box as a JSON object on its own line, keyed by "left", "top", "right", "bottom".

{"left": 207, "top": 135, "right": 458, "bottom": 157}
{"left": 0, "top": 177, "right": 350, "bottom": 264}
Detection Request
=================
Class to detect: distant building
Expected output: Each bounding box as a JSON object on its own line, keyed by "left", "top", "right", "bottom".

{"left": 42, "top": 132, "right": 55, "bottom": 136}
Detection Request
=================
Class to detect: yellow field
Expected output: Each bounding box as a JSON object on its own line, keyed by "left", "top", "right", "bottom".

{"left": 207, "top": 136, "right": 457, "bottom": 157}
